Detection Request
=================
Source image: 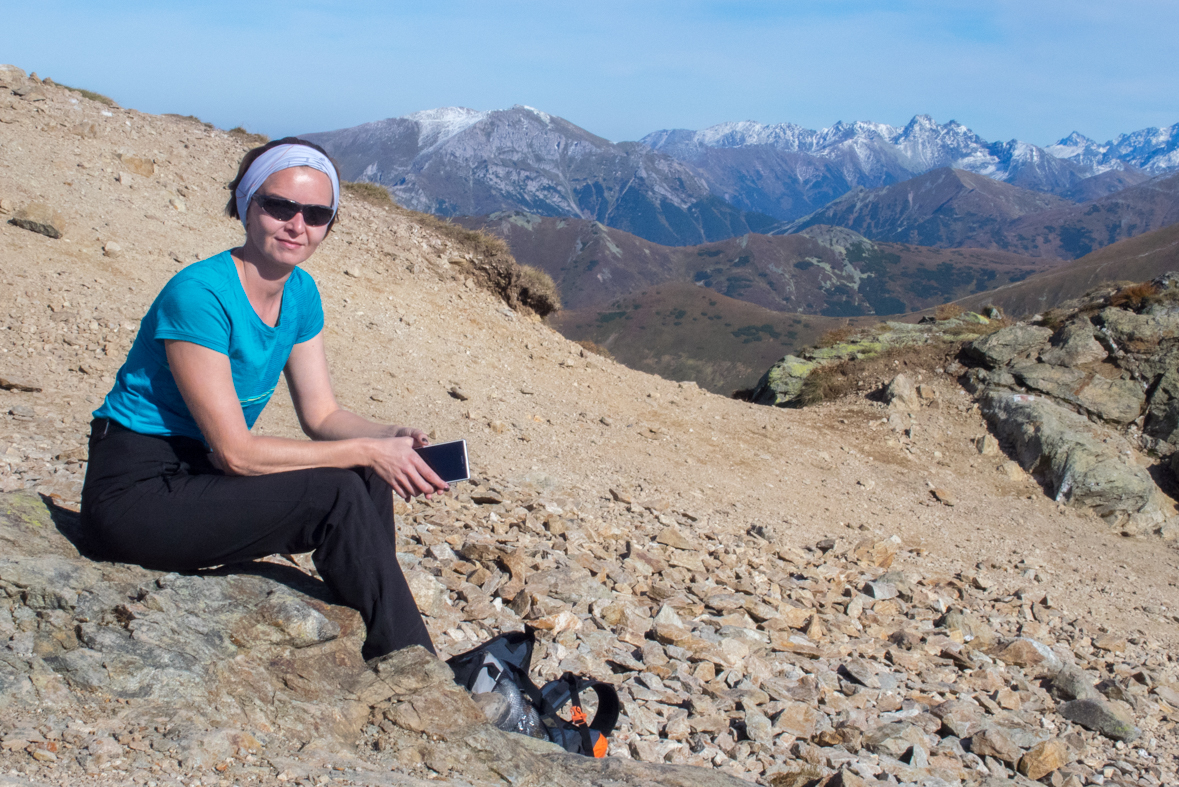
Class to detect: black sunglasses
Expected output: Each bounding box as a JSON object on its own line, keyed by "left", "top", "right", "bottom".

{"left": 253, "top": 194, "right": 335, "bottom": 227}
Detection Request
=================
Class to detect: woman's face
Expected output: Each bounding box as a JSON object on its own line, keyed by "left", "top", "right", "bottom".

{"left": 243, "top": 166, "right": 334, "bottom": 269}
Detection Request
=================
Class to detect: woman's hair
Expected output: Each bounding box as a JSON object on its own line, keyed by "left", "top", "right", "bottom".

{"left": 225, "top": 136, "right": 341, "bottom": 232}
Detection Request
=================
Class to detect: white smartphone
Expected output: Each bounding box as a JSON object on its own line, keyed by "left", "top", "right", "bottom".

{"left": 414, "top": 439, "right": 470, "bottom": 483}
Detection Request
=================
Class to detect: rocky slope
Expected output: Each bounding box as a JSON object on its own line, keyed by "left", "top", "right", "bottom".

{"left": 4, "top": 64, "right": 1179, "bottom": 787}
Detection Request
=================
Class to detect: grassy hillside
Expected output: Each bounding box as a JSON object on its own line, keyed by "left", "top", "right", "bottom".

{"left": 950, "top": 221, "right": 1179, "bottom": 318}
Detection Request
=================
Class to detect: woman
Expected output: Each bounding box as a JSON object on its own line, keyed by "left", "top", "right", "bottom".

{"left": 81, "top": 137, "right": 447, "bottom": 661}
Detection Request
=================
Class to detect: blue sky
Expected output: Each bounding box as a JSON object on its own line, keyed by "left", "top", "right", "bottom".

{"left": 2, "top": 0, "right": 1176, "bottom": 145}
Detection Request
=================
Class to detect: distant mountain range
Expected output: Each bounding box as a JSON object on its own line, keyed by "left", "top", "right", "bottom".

{"left": 783, "top": 169, "right": 1179, "bottom": 259}
{"left": 304, "top": 106, "right": 776, "bottom": 248}
{"left": 643, "top": 116, "right": 1179, "bottom": 222}
{"left": 307, "top": 108, "right": 1179, "bottom": 247}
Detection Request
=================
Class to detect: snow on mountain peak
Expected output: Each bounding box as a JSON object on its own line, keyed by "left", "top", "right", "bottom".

{"left": 516, "top": 105, "right": 553, "bottom": 125}
{"left": 405, "top": 107, "right": 488, "bottom": 150}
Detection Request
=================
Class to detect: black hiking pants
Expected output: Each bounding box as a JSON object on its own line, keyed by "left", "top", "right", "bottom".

{"left": 80, "top": 418, "right": 435, "bottom": 660}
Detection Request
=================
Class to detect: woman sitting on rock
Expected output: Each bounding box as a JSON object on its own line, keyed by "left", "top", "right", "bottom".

{"left": 81, "top": 138, "right": 446, "bottom": 662}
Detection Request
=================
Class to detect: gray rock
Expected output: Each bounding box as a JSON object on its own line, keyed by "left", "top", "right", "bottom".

{"left": 862, "top": 580, "right": 898, "bottom": 600}
{"left": 1057, "top": 698, "right": 1141, "bottom": 742}
{"left": 8, "top": 202, "right": 65, "bottom": 239}
{"left": 749, "top": 355, "right": 820, "bottom": 407}
{"left": 965, "top": 325, "right": 1054, "bottom": 369}
{"left": 1097, "top": 307, "right": 1179, "bottom": 351}
{"left": 1051, "top": 664, "right": 1101, "bottom": 701}
{"left": 1010, "top": 363, "right": 1145, "bottom": 425}
{"left": 1144, "top": 366, "right": 1179, "bottom": 445}
{"left": 969, "top": 727, "right": 1022, "bottom": 764}
{"left": 256, "top": 591, "right": 341, "bottom": 647}
{"left": 884, "top": 374, "right": 919, "bottom": 409}
{"left": 862, "top": 722, "right": 923, "bottom": 759}
{"left": 1039, "top": 322, "right": 1107, "bottom": 367}
{"left": 743, "top": 708, "right": 773, "bottom": 743}
{"left": 980, "top": 391, "right": 1157, "bottom": 520}
{"left": 840, "top": 658, "right": 880, "bottom": 688}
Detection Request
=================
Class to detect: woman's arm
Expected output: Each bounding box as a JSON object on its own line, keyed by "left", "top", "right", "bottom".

{"left": 165, "top": 338, "right": 447, "bottom": 500}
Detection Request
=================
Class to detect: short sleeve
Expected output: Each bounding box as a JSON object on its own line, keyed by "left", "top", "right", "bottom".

{"left": 153, "top": 278, "right": 232, "bottom": 354}
{"left": 293, "top": 271, "right": 325, "bottom": 343}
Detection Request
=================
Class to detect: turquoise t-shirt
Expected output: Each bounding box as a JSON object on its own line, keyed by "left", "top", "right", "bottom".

{"left": 94, "top": 250, "right": 325, "bottom": 442}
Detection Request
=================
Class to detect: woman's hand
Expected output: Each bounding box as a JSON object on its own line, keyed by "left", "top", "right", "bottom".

{"left": 368, "top": 436, "right": 449, "bottom": 501}
{"left": 391, "top": 426, "right": 430, "bottom": 447}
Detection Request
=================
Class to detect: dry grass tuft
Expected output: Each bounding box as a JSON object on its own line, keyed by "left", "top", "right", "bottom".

{"left": 517, "top": 265, "right": 561, "bottom": 317}
{"left": 935, "top": 302, "right": 965, "bottom": 321}
{"left": 387, "top": 206, "right": 559, "bottom": 317}
{"left": 798, "top": 362, "right": 857, "bottom": 406}
{"left": 58, "top": 83, "right": 117, "bottom": 107}
{"left": 798, "top": 341, "right": 965, "bottom": 406}
{"left": 342, "top": 181, "right": 394, "bottom": 208}
{"left": 228, "top": 126, "right": 270, "bottom": 145}
{"left": 1110, "top": 282, "right": 1160, "bottom": 311}
{"left": 398, "top": 208, "right": 511, "bottom": 259}
{"left": 817, "top": 325, "right": 857, "bottom": 348}
{"left": 766, "top": 762, "right": 829, "bottom": 787}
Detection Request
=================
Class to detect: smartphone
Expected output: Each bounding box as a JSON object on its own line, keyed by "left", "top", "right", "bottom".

{"left": 414, "top": 439, "right": 470, "bottom": 484}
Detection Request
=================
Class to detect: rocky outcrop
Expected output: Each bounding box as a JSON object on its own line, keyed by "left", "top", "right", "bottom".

{"left": 749, "top": 312, "right": 994, "bottom": 407}
{"left": 962, "top": 273, "right": 1179, "bottom": 532}
{"left": 979, "top": 390, "right": 1156, "bottom": 523}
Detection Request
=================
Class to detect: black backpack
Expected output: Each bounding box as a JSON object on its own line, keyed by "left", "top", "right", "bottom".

{"left": 446, "top": 626, "right": 621, "bottom": 757}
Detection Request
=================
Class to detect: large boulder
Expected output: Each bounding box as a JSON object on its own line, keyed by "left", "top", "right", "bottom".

{"left": 750, "top": 355, "right": 819, "bottom": 407}
{"left": 1039, "top": 321, "right": 1108, "bottom": 367}
{"left": 1096, "top": 307, "right": 1179, "bottom": 352}
{"left": 1009, "top": 362, "right": 1145, "bottom": 425}
{"left": 980, "top": 391, "right": 1158, "bottom": 523}
{"left": 1145, "top": 366, "right": 1179, "bottom": 446}
{"left": 964, "top": 325, "right": 1053, "bottom": 369}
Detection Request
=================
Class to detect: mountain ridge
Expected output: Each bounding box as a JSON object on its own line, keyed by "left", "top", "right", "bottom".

{"left": 306, "top": 107, "right": 1179, "bottom": 248}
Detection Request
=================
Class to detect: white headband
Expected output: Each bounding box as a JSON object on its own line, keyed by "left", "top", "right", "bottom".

{"left": 234, "top": 143, "right": 340, "bottom": 228}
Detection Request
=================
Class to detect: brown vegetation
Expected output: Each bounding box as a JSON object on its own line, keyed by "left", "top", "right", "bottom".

{"left": 57, "top": 83, "right": 117, "bottom": 107}
{"left": 934, "top": 302, "right": 964, "bottom": 320}
{"left": 342, "top": 181, "right": 395, "bottom": 208}
{"left": 798, "top": 341, "right": 965, "bottom": 406}
{"left": 1111, "top": 282, "right": 1161, "bottom": 311}
{"left": 398, "top": 207, "right": 511, "bottom": 260}
{"left": 817, "top": 325, "right": 856, "bottom": 347}
{"left": 517, "top": 265, "right": 561, "bottom": 317}
{"left": 228, "top": 126, "right": 270, "bottom": 146}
